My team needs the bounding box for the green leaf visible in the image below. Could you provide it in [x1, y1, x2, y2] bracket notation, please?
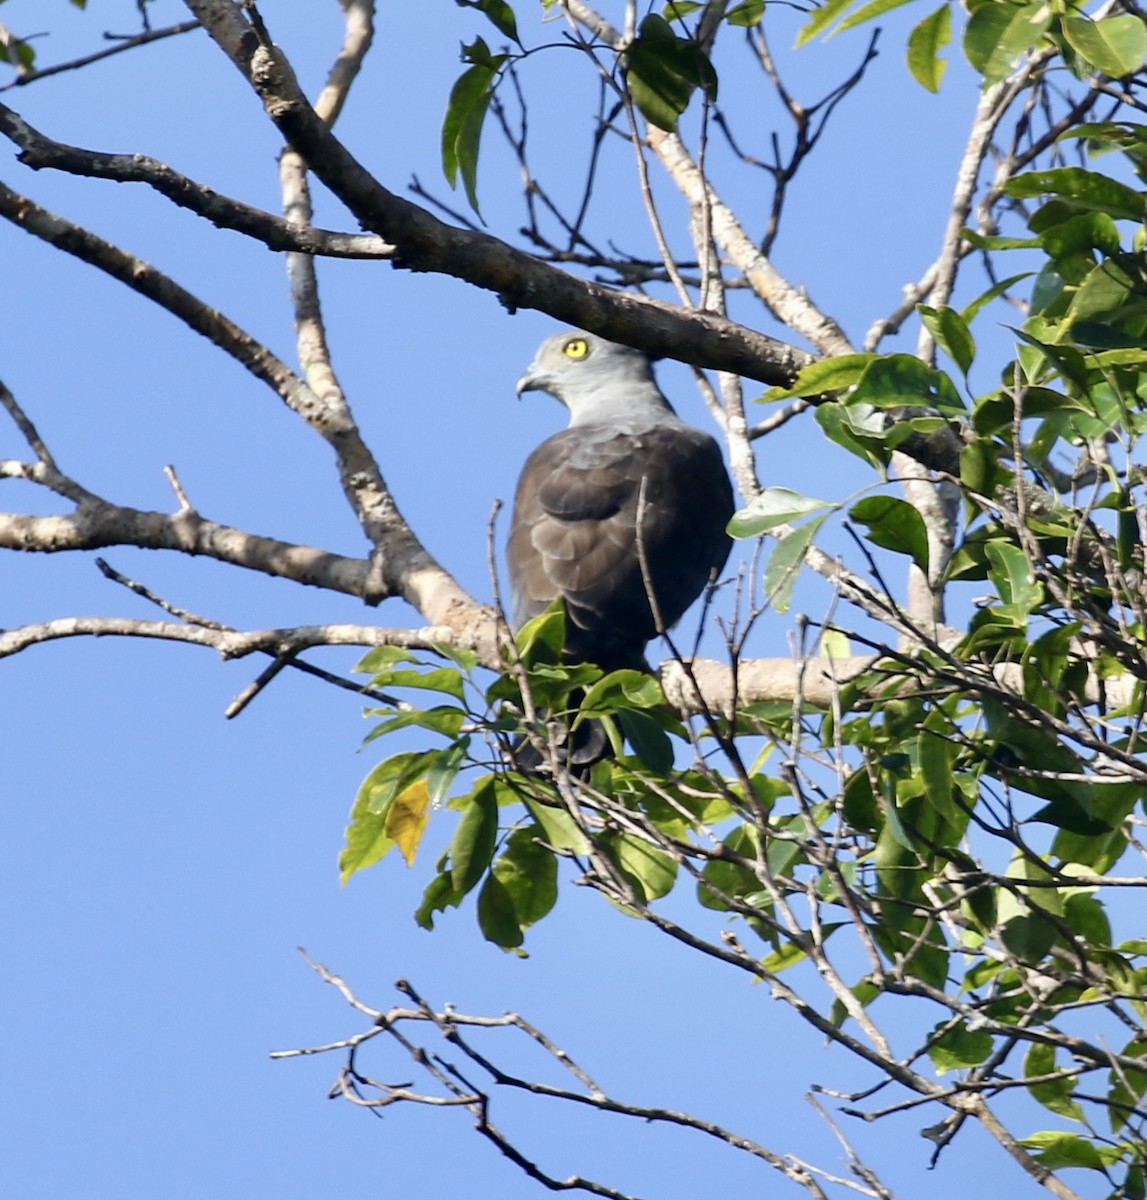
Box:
[1025, 1042, 1086, 1122]
[849, 495, 930, 573]
[960, 271, 1034, 325]
[1071, 321, 1145, 351]
[963, 1, 1053, 86]
[1004, 168, 1145, 221]
[618, 709, 675, 774]
[918, 710, 960, 825]
[441, 43, 505, 214]
[764, 515, 827, 612]
[698, 824, 763, 912]
[340, 802, 395, 884]
[821, 628, 851, 660]
[0, 32, 36, 69]
[850, 354, 964, 412]
[1122, 1164, 1147, 1200]
[728, 487, 832, 537]
[492, 825, 559, 927]
[837, 0, 916, 38]
[1022, 623, 1080, 715]
[725, 0, 766, 27]
[1061, 14, 1147, 80]
[362, 705, 466, 743]
[918, 304, 975, 375]
[796, 0, 855, 47]
[762, 940, 809, 972]
[415, 871, 464, 931]
[958, 436, 1007, 496]
[871, 916, 950, 988]
[1001, 912, 1057, 961]
[626, 14, 717, 133]
[961, 229, 1042, 252]
[1019, 1131, 1111, 1171]
[363, 665, 466, 702]
[971, 385, 1080, 438]
[522, 795, 591, 854]
[455, 0, 522, 46]
[698, 861, 757, 912]
[433, 642, 481, 672]
[449, 777, 499, 895]
[341, 751, 443, 882]
[627, 50, 693, 133]
[958, 865, 997, 933]
[874, 813, 921, 902]
[477, 872, 524, 948]
[356, 644, 419, 672]
[421, 746, 463, 814]
[610, 832, 677, 901]
[839, 763, 873, 830]
[906, 4, 951, 91]
[1065, 893, 1112, 952]
[1040, 210, 1122, 261]
[829, 978, 883, 1028]
[762, 353, 876, 400]
[815, 402, 891, 468]
[985, 540, 1041, 615]
[580, 669, 664, 714]
[513, 601, 567, 665]
[1065, 258, 1137, 327]
[1107, 1038, 1147, 1134]
[1012, 327, 1091, 393]
[929, 1022, 994, 1072]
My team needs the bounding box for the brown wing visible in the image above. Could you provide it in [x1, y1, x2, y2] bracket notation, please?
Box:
[508, 421, 733, 671]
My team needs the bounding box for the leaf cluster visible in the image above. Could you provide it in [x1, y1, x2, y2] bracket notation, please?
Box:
[365, 34, 1147, 1177]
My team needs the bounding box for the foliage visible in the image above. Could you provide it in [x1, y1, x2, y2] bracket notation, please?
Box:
[3, 0, 1147, 1195]
[342, 1, 1147, 1193]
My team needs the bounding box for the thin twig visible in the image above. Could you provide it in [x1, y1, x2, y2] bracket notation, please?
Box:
[0, 20, 201, 92]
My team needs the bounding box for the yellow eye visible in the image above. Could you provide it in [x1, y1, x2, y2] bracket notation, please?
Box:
[563, 337, 589, 360]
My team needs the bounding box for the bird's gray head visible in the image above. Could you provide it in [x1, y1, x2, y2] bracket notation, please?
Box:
[516, 330, 672, 424]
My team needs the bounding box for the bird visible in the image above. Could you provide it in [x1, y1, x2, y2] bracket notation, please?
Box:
[507, 329, 734, 676]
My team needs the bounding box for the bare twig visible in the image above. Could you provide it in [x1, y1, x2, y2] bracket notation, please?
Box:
[0, 19, 202, 92]
[0, 101, 393, 257]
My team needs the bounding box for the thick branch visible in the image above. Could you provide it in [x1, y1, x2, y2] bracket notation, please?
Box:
[661, 650, 1140, 721]
[0, 500, 369, 596]
[181, 0, 812, 387]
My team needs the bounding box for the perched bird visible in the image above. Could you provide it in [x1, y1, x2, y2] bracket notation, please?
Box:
[508, 330, 734, 674]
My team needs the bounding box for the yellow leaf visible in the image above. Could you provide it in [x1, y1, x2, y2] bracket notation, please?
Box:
[385, 779, 431, 867]
[821, 629, 851, 659]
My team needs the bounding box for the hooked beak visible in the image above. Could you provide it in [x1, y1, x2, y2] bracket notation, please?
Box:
[515, 361, 550, 397]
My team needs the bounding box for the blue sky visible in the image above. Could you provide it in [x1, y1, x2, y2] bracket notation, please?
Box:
[1, 3, 1089, 1197]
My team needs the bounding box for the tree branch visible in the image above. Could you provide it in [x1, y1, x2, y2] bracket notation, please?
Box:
[0, 616, 468, 663]
[0, 179, 486, 638]
[0, 100, 392, 258]
[0, 19, 202, 92]
[180, 0, 813, 387]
